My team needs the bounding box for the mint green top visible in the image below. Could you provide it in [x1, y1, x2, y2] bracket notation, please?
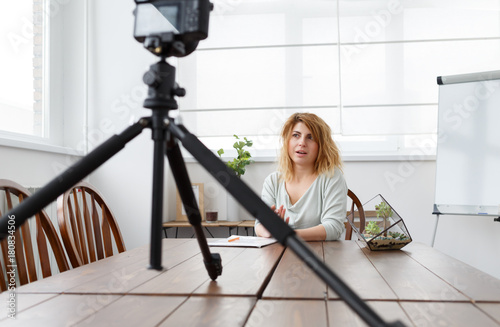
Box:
[256, 169, 347, 241]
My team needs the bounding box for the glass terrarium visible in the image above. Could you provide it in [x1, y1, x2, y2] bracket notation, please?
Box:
[347, 194, 412, 251]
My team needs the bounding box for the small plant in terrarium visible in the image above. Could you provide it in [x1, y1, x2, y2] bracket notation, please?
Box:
[364, 221, 381, 237]
[388, 231, 408, 240]
[375, 201, 392, 235]
[349, 195, 412, 251]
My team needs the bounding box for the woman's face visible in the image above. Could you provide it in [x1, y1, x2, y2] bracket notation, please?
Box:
[287, 122, 319, 168]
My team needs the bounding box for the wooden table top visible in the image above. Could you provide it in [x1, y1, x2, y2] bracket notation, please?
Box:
[2, 239, 500, 326]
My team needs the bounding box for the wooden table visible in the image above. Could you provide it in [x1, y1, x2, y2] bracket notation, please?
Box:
[2, 240, 500, 326]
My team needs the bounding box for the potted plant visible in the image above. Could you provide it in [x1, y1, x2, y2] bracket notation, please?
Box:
[217, 135, 254, 178]
[349, 194, 412, 251]
[217, 135, 254, 220]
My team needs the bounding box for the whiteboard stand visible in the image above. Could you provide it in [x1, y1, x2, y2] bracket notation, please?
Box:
[433, 70, 500, 246]
[432, 204, 500, 246]
[431, 205, 440, 247]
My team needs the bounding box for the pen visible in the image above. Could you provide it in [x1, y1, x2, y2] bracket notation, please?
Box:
[228, 236, 240, 242]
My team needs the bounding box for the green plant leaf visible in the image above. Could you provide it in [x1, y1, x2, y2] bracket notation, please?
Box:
[365, 221, 381, 236]
[234, 141, 246, 150]
[221, 135, 254, 177]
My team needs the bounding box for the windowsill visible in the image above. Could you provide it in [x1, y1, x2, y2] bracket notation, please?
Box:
[0, 137, 85, 157]
[342, 153, 436, 162]
[182, 153, 436, 163]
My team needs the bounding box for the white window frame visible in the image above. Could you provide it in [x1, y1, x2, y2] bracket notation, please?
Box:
[0, 0, 88, 157]
[177, 0, 500, 162]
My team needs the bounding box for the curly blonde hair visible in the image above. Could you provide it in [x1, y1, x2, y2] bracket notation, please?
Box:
[278, 112, 342, 181]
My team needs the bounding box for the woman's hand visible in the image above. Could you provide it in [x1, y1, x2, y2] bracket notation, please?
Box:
[255, 204, 290, 238]
[255, 223, 271, 238]
[271, 205, 290, 224]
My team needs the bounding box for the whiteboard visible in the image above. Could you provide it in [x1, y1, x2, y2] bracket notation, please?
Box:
[434, 71, 500, 216]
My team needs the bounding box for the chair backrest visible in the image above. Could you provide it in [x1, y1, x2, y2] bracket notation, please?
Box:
[57, 181, 126, 268]
[0, 179, 69, 292]
[345, 189, 366, 240]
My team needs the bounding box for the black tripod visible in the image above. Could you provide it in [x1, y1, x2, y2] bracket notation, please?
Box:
[0, 57, 405, 327]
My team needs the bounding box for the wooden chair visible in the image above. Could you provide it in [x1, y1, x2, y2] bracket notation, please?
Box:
[57, 181, 126, 268]
[345, 189, 366, 240]
[0, 179, 69, 292]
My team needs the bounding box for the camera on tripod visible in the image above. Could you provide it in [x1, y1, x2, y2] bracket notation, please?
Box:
[133, 0, 213, 57]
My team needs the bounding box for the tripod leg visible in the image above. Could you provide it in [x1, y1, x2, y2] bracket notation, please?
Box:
[0, 119, 149, 237]
[149, 110, 168, 270]
[168, 122, 294, 243]
[167, 121, 403, 327]
[165, 131, 222, 280]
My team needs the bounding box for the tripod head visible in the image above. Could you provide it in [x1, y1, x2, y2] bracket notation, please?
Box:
[142, 57, 185, 111]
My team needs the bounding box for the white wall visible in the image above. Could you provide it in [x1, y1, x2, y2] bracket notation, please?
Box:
[0, 146, 79, 187]
[3, 0, 498, 282]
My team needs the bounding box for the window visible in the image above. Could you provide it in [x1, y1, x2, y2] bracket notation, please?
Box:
[0, 1, 44, 137]
[175, 0, 500, 160]
[0, 0, 87, 155]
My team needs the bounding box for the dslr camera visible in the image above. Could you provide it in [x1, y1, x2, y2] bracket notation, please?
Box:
[134, 0, 213, 57]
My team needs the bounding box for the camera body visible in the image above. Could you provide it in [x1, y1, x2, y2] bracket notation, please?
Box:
[134, 0, 212, 57]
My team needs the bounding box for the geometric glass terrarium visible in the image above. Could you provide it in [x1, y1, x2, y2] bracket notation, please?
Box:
[347, 194, 412, 251]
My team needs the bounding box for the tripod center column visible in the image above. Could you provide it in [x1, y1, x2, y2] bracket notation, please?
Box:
[143, 58, 182, 271]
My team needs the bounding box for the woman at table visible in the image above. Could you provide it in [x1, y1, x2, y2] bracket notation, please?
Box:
[255, 112, 347, 241]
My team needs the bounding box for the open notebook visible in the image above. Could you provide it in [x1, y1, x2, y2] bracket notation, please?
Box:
[207, 235, 278, 248]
